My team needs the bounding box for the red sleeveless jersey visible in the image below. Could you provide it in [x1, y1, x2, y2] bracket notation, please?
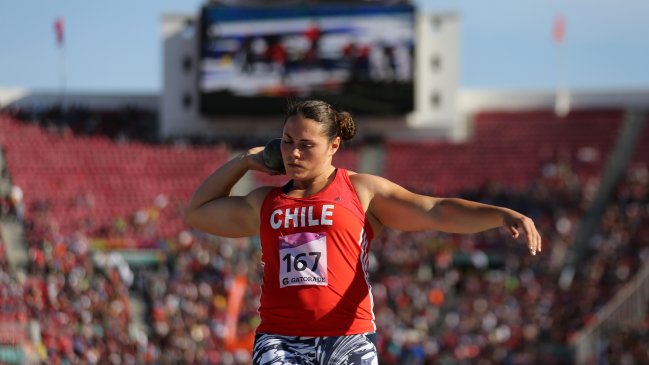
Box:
[257, 169, 375, 336]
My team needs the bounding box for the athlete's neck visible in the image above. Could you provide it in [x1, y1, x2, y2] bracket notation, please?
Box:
[289, 167, 337, 197]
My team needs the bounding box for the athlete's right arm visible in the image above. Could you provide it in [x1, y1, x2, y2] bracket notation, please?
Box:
[184, 147, 273, 237]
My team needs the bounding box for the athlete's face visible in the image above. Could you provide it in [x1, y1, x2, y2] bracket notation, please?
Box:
[281, 115, 340, 180]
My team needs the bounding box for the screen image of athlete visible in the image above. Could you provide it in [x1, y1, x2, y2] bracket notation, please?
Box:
[185, 100, 542, 365]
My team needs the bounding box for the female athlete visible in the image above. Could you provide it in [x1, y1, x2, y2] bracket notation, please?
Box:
[185, 100, 542, 365]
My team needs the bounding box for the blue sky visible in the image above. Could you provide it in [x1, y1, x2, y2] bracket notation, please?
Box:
[1, 0, 647, 92]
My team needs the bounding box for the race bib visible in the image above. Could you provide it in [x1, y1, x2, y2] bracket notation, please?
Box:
[279, 232, 328, 288]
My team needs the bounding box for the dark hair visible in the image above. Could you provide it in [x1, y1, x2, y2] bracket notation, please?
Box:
[285, 100, 356, 141]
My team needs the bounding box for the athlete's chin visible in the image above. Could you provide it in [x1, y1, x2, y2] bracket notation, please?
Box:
[285, 167, 310, 179]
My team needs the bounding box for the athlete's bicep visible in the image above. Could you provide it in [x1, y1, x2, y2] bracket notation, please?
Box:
[184, 187, 270, 237]
[364, 175, 441, 232]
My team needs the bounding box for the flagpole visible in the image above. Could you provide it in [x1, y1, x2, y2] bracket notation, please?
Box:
[55, 17, 66, 110]
[59, 39, 66, 110]
[553, 14, 570, 117]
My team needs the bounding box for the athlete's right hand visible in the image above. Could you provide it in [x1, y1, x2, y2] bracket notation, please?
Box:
[244, 146, 281, 175]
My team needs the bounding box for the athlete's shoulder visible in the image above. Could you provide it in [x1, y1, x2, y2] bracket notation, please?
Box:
[247, 185, 278, 208]
[349, 172, 409, 200]
[348, 171, 392, 187]
[347, 171, 388, 197]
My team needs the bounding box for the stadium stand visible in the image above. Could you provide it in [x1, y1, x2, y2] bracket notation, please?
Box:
[0, 113, 230, 242]
[385, 109, 625, 195]
[601, 302, 649, 364]
[0, 107, 647, 364]
[366, 158, 649, 364]
[630, 113, 649, 167]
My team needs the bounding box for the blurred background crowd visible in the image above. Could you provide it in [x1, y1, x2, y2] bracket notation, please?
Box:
[1, 105, 648, 364]
[2, 1, 649, 364]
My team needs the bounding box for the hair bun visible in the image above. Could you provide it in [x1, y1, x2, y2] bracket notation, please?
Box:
[337, 112, 356, 141]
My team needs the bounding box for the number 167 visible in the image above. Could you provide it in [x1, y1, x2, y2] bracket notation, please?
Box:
[282, 252, 321, 272]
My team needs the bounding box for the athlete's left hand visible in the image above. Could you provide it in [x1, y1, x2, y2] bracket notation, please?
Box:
[502, 212, 542, 255]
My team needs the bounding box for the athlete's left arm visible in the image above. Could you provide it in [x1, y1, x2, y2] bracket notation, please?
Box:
[355, 174, 542, 254]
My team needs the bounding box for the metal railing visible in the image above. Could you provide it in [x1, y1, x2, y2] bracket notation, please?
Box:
[572, 263, 649, 364]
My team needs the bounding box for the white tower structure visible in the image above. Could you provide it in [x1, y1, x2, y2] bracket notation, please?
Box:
[408, 12, 462, 139]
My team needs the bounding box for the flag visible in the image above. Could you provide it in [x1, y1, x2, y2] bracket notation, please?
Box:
[552, 14, 565, 44]
[223, 275, 247, 346]
[54, 17, 64, 47]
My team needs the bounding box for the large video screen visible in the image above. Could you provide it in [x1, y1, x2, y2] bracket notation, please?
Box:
[199, 3, 415, 116]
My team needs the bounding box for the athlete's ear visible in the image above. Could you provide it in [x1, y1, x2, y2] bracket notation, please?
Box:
[329, 136, 341, 156]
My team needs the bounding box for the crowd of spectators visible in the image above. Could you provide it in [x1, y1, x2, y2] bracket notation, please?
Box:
[0, 237, 32, 365]
[364, 158, 649, 364]
[11, 208, 144, 365]
[0, 185, 23, 221]
[116, 155, 647, 364]
[135, 231, 259, 365]
[1, 108, 648, 364]
[603, 305, 649, 365]
[0, 149, 20, 220]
